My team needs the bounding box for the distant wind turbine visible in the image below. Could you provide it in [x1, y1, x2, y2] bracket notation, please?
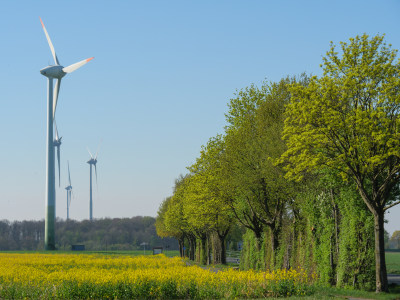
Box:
[65, 161, 73, 220]
[87, 147, 99, 221]
[39, 17, 94, 250]
[53, 120, 62, 187]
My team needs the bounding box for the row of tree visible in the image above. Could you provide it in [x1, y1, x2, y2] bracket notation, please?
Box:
[387, 231, 400, 249]
[156, 34, 400, 292]
[0, 217, 177, 251]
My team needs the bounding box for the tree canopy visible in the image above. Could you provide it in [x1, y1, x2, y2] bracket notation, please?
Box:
[156, 34, 400, 293]
[281, 34, 400, 292]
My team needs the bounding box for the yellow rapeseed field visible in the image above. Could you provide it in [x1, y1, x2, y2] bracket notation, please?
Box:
[0, 253, 314, 299]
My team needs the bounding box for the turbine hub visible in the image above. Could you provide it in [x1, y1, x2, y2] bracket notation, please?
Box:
[40, 65, 66, 79]
[87, 158, 97, 165]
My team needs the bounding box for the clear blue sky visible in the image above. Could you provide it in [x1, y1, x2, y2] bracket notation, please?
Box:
[1, 1, 399, 235]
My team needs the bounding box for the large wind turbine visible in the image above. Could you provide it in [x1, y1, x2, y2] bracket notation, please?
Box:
[65, 161, 73, 220]
[39, 17, 94, 250]
[87, 148, 99, 221]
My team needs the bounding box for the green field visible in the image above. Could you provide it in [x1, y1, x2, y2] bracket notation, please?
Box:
[386, 251, 400, 274]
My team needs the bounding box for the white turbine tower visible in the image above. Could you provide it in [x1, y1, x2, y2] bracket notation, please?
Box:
[65, 161, 73, 220]
[87, 148, 99, 221]
[39, 17, 94, 250]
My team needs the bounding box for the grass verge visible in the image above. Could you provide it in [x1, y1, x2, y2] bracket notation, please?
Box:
[386, 252, 400, 275]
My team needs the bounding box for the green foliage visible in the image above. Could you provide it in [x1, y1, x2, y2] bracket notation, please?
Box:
[223, 77, 307, 253]
[282, 34, 400, 184]
[158, 34, 400, 293]
[281, 33, 400, 292]
[163, 176, 190, 240]
[240, 229, 266, 270]
[238, 169, 375, 289]
[336, 188, 375, 290]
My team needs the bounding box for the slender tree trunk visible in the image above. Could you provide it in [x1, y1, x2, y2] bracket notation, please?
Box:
[374, 210, 388, 292]
[191, 235, 196, 260]
[188, 236, 193, 260]
[220, 236, 227, 264]
[216, 229, 229, 265]
[200, 236, 207, 265]
[356, 183, 390, 293]
[254, 229, 262, 251]
[178, 238, 184, 257]
[270, 224, 281, 268]
[207, 235, 212, 265]
[330, 188, 340, 284]
[187, 235, 196, 261]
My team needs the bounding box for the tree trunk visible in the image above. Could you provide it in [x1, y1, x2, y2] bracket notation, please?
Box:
[270, 224, 281, 268]
[254, 229, 262, 251]
[188, 235, 196, 261]
[217, 229, 229, 265]
[200, 236, 207, 265]
[220, 236, 227, 264]
[373, 211, 388, 292]
[207, 235, 212, 265]
[178, 238, 184, 257]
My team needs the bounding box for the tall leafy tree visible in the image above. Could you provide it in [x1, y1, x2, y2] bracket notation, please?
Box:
[155, 197, 174, 239]
[223, 78, 301, 258]
[281, 34, 400, 292]
[163, 175, 192, 257]
[187, 135, 233, 264]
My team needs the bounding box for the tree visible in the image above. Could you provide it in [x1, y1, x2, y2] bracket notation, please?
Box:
[390, 230, 400, 249]
[223, 77, 302, 263]
[281, 34, 400, 292]
[155, 197, 173, 238]
[163, 175, 193, 258]
[187, 135, 234, 264]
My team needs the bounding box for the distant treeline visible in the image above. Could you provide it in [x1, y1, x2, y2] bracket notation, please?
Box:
[0, 216, 178, 251]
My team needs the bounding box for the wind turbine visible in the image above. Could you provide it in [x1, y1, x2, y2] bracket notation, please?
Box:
[39, 17, 94, 250]
[53, 120, 62, 187]
[87, 147, 99, 221]
[65, 161, 73, 220]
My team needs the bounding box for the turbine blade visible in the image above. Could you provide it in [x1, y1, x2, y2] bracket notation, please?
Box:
[68, 160, 71, 186]
[54, 119, 59, 140]
[95, 139, 102, 160]
[53, 78, 62, 119]
[57, 145, 61, 187]
[63, 57, 94, 74]
[39, 17, 59, 65]
[87, 147, 93, 158]
[94, 163, 98, 186]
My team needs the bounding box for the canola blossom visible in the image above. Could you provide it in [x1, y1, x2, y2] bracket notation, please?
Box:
[0, 253, 314, 299]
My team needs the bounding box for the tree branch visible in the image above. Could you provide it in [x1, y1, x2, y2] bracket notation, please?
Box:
[384, 200, 400, 212]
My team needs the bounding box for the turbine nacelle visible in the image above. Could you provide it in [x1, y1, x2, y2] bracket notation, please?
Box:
[65, 185, 72, 191]
[53, 137, 62, 146]
[87, 158, 97, 165]
[40, 65, 66, 79]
